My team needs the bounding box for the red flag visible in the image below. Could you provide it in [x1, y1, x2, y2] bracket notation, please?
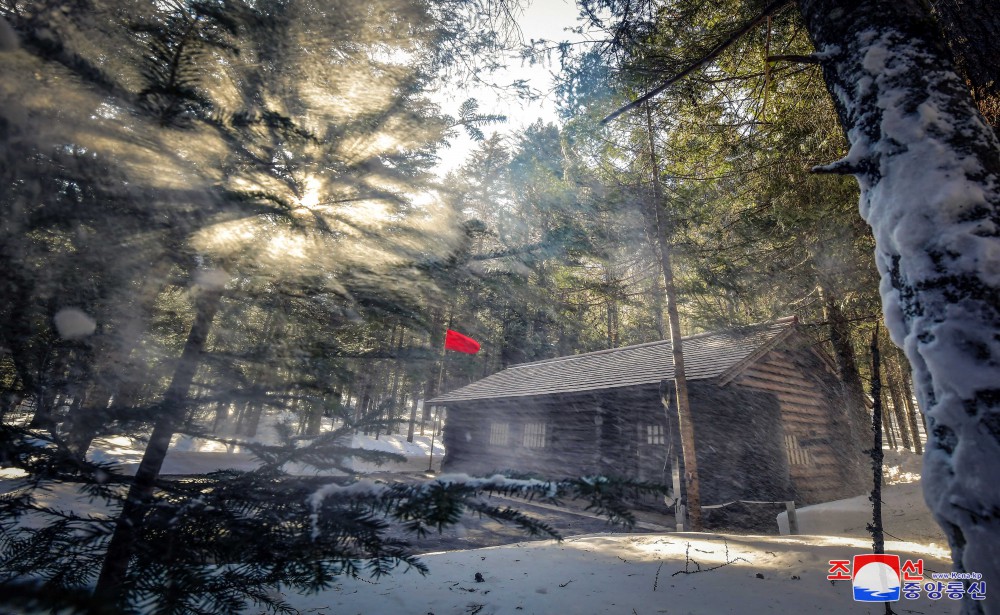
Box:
[445, 329, 480, 354]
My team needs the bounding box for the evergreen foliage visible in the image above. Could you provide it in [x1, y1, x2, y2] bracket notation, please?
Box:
[2, 0, 967, 610]
[0, 1, 665, 611]
[0, 417, 664, 613]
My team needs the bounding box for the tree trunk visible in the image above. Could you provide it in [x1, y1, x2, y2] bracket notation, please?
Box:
[211, 399, 230, 434]
[930, 0, 1000, 132]
[385, 328, 405, 435]
[819, 286, 869, 440]
[644, 103, 702, 531]
[351, 369, 368, 427]
[868, 330, 888, 560]
[605, 265, 619, 347]
[818, 282, 871, 490]
[651, 273, 666, 340]
[892, 348, 924, 454]
[304, 395, 324, 436]
[27, 346, 60, 431]
[94, 285, 222, 605]
[243, 400, 264, 437]
[406, 382, 420, 443]
[881, 386, 897, 449]
[65, 257, 175, 453]
[884, 352, 913, 450]
[799, 1, 1000, 607]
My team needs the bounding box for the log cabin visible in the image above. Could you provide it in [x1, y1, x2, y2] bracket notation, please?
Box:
[428, 316, 865, 510]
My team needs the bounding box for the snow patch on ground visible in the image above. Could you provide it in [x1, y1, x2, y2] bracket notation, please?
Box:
[343, 432, 444, 473]
[776, 448, 947, 547]
[275, 532, 956, 615]
[87, 432, 442, 475]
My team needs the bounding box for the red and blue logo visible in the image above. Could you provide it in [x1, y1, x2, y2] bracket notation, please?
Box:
[853, 554, 901, 602]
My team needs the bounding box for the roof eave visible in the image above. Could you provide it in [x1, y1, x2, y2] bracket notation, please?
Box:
[715, 317, 798, 386]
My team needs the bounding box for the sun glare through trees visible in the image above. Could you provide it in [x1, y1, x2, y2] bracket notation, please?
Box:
[1, 0, 998, 614]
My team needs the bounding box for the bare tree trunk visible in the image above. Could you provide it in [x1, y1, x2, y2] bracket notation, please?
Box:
[385, 329, 405, 435]
[422, 307, 447, 424]
[604, 265, 619, 347]
[65, 258, 174, 454]
[423, 309, 450, 430]
[351, 369, 368, 428]
[243, 400, 264, 437]
[651, 273, 666, 340]
[868, 329, 889, 575]
[370, 326, 395, 438]
[819, 286, 870, 444]
[892, 349, 924, 454]
[27, 348, 59, 431]
[339, 381, 352, 416]
[211, 399, 230, 434]
[881, 387, 897, 450]
[94, 284, 222, 605]
[406, 382, 420, 443]
[303, 394, 324, 436]
[884, 352, 913, 450]
[818, 283, 870, 491]
[799, 0, 1000, 605]
[930, 0, 1000, 131]
[644, 103, 701, 530]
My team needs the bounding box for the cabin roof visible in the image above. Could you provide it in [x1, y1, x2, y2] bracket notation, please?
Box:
[428, 316, 798, 404]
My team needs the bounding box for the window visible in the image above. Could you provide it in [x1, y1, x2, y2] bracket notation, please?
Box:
[644, 424, 665, 445]
[489, 422, 509, 446]
[522, 422, 546, 448]
[784, 434, 812, 466]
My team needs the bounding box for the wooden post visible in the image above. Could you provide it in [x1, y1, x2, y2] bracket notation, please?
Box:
[661, 381, 686, 531]
[785, 501, 799, 535]
[672, 453, 686, 531]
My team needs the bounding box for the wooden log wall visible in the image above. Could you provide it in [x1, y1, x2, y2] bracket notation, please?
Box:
[735, 346, 857, 504]
[597, 386, 667, 482]
[442, 380, 794, 509]
[441, 393, 605, 478]
[440, 339, 858, 508]
[686, 380, 791, 506]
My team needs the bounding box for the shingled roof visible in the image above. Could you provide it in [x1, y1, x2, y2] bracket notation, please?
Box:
[428, 316, 798, 404]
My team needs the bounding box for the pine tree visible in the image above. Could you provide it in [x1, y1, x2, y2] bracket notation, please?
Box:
[574, 0, 1000, 608]
[0, 1, 673, 611]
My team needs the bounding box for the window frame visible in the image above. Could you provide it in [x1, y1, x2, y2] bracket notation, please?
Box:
[489, 421, 510, 446]
[522, 422, 547, 449]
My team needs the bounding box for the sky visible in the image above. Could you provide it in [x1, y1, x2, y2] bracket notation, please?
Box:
[430, 0, 588, 175]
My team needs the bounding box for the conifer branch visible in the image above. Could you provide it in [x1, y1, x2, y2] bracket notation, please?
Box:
[601, 0, 794, 124]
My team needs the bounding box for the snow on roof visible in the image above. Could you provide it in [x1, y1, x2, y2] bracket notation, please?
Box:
[428, 316, 798, 403]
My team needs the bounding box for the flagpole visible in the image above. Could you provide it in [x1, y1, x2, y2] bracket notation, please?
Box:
[427, 326, 479, 474]
[427, 350, 450, 474]
[427, 405, 442, 473]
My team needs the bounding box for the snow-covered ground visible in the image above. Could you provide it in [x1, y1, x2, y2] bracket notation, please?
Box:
[777, 448, 948, 547]
[275, 532, 955, 614]
[86, 430, 444, 475]
[5, 434, 958, 614]
[267, 447, 958, 614]
[342, 432, 444, 473]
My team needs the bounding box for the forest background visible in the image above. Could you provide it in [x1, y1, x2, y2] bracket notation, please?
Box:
[2, 0, 994, 612]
